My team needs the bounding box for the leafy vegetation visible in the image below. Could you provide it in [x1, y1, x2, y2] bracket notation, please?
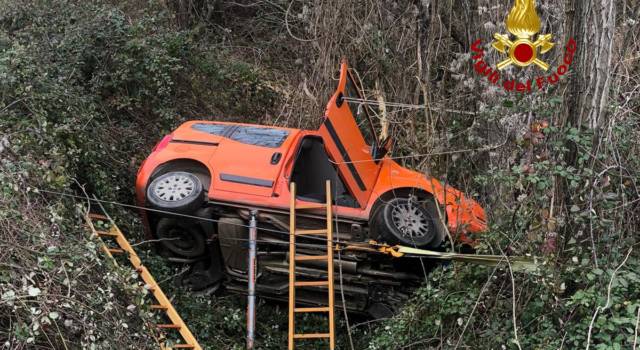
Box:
[1, 0, 638, 349]
[361, 111, 640, 349]
[0, 1, 278, 348]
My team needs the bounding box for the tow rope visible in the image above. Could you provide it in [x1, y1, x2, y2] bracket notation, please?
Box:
[340, 241, 539, 273]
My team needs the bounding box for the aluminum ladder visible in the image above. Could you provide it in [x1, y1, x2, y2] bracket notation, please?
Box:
[85, 209, 202, 350]
[288, 180, 335, 350]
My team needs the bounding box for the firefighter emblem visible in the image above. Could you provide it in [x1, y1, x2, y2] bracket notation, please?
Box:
[492, 0, 554, 70]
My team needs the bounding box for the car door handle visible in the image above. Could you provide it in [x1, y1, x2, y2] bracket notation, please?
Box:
[270, 152, 282, 165]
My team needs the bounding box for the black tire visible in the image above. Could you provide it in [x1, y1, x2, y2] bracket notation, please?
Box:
[370, 195, 445, 248]
[178, 260, 223, 292]
[146, 171, 204, 213]
[156, 218, 206, 258]
[366, 303, 396, 319]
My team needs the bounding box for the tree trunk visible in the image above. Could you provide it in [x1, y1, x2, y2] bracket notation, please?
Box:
[564, 0, 616, 130]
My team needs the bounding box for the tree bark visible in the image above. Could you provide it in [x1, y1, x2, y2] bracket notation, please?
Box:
[565, 0, 616, 130]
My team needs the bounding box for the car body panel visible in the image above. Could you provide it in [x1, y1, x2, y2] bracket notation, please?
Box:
[318, 62, 381, 208]
[204, 123, 299, 198]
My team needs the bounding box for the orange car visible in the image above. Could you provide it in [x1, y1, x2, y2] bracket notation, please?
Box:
[136, 61, 487, 314]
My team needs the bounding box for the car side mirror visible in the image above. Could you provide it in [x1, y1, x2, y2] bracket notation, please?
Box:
[373, 136, 393, 161]
[382, 136, 393, 152]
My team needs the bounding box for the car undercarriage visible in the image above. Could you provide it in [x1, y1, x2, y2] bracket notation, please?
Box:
[152, 204, 433, 318]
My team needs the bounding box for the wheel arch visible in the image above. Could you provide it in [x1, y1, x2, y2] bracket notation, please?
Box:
[369, 187, 436, 219]
[150, 159, 212, 193]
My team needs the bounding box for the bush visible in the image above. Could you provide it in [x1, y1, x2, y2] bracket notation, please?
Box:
[0, 1, 280, 347]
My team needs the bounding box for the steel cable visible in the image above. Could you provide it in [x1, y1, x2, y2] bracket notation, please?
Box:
[32, 188, 385, 249]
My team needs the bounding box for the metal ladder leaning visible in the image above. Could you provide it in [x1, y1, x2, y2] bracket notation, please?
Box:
[85, 210, 202, 350]
[288, 180, 335, 350]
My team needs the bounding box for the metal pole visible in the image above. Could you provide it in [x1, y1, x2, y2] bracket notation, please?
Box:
[247, 210, 258, 350]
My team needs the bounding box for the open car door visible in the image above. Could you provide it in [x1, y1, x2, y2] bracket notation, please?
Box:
[318, 61, 381, 208]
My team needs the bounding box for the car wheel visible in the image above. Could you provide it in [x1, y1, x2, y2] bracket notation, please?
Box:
[156, 218, 206, 258]
[147, 171, 204, 213]
[370, 195, 445, 248]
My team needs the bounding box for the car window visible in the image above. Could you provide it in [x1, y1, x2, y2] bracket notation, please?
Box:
[344, 73, 378, 148]
[192, 123, 229, 136]
[229, 126, 289, 148]
[192, 123, 289, 148]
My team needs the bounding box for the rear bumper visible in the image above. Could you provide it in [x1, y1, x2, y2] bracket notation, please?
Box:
[135, 161, 154, 239]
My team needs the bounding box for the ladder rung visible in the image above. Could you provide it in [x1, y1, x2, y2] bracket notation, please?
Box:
[294, 306, 330, 313]
[172, 345, 195, 349]
[88, 213, 109, 221]
[96, 230, 119, 237]
[157, 324, 181, 329]
[151, 304, 168, 310]
[295, 229, 327, 235]
[294, 280, 328, 287]
[295, 203, 327, 210]
[108, 248, 125, 254]
[293, 333, 331, 339]
[295, 254, 329, 261]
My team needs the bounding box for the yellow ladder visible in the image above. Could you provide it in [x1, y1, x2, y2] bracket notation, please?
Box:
[288, 180, 335, 350]
[85, 211, 202, 350]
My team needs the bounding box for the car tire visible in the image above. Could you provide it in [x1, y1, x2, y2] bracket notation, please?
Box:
[366, 303, 396, 319]
[156, 218, 206, 258]
[146, 171, 204, 213]
[370, 195, 445, 248]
